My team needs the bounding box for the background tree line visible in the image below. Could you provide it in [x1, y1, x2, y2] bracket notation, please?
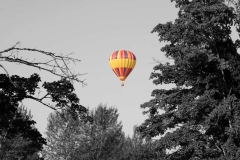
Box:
[42, 104, 159, 160]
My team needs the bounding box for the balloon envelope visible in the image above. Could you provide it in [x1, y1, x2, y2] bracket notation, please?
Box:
[109, 50, 136, 86]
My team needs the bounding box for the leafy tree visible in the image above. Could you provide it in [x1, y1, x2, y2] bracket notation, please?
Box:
[42, 109, 86, 160]
[0, 104, 45, 160]
[0, 72, 90, 121]
[43, 103, 124, 160]
[119, 126, 160, 160]
[137, 0, 240, 159]
[0, 73, 90, 159]
[0, 37, 88, 159]
[86, 104, 124, 160]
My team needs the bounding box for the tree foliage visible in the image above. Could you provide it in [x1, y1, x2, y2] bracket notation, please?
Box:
[137, 0, 240, 159]
[84, 104, 124, 160]
[0, 104, 45, 160]
[43, 103, 124, 160]
[0, 73, 90, 120]
[42, 109, 83, 160]
[0, 72, 90, 159]
[119, 126, 160, 160]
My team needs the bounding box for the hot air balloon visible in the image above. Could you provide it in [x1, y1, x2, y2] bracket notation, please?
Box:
[109, 50, 136, 86]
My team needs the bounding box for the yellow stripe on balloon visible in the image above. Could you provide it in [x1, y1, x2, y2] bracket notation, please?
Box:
[109, 59, 136, 68]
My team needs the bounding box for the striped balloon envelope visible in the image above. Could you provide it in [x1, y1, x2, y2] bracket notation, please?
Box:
[109, 50, 136, 86]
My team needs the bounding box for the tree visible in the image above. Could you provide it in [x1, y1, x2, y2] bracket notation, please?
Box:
[0, 72, 90, 119]
[0, 73, 90, 159]
[0, 42, 88, 118]
[137, 0, 240, 159]
[0, 104, 45, 160]
[42, 108, 87, 160]
[86, 104, 124, 160]
[43, 103, 124, 160]
[119, 126, 160, 160]
[0, 39, 88, 158]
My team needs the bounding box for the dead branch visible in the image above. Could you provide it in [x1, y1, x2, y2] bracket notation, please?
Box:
[0, 42, 87, 86]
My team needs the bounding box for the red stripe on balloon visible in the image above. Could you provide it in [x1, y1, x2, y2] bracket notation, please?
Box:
[113, 51, 118, 59]
[124, 50, 128, 58]
[125, 68, 132, 78]
[121, 50, 125, 59]
[120, 67, 125, 77]
[112, 69, 118, 77]
[123, 67, 126, 76]
[113, 68, 120, 77]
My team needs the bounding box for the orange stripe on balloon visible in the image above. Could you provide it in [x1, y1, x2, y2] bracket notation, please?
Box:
[117, 50, 121, 59]
[129, 51, 133, 60]
[119, 50, 122, 59]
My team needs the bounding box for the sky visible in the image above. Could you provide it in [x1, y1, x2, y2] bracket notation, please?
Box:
[0, 0, 238, 138]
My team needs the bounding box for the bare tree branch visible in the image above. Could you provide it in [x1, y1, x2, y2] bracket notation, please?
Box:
[25, 93, 88, 122]
[25, 95, 57, 111]
[0, 42, 87, 86]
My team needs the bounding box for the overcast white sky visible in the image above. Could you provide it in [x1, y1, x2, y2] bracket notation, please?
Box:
[0, 0, 238, 137]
